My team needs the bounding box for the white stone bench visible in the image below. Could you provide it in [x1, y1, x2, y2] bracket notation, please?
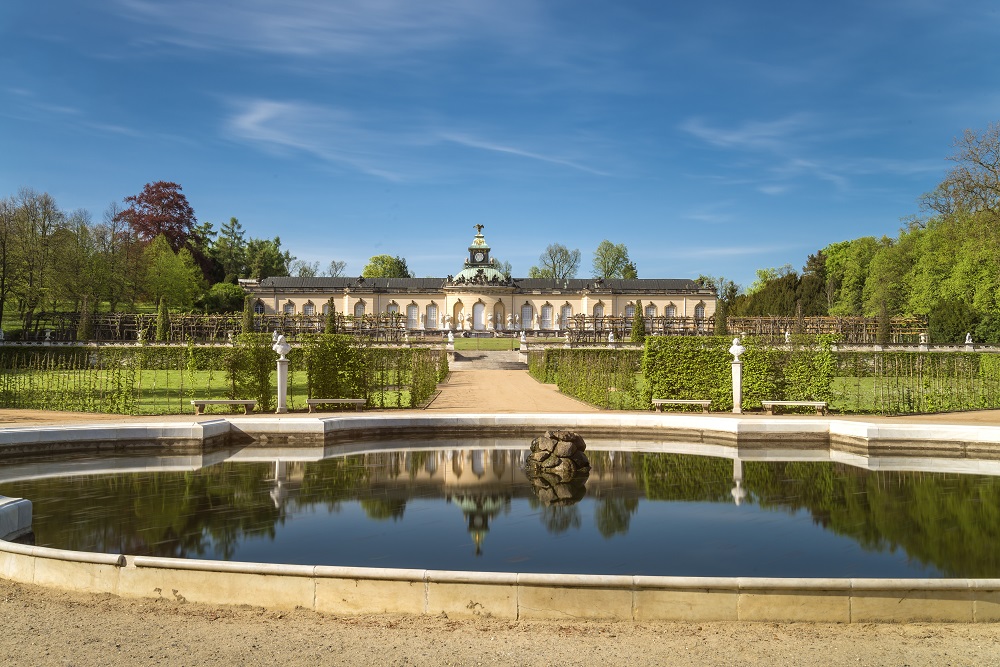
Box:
[761, 400, 827, 416]
[306, 398, 366, 413]
[652, 399, 711, 413]
[190, 399, 256, 415]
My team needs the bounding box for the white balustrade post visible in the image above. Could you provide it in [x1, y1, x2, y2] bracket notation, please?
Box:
[729, 337, 744, 414]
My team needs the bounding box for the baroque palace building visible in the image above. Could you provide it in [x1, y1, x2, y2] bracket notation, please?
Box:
[245, 227, 717, 335]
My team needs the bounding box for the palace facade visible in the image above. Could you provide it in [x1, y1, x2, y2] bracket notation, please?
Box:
[245, 229, 717, 334]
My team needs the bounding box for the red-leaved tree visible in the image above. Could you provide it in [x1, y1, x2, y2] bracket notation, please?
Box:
[116, 181, 197, 252]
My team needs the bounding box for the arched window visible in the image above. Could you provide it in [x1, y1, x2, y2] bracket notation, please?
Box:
[521, 304, 533, 327]
[645, 304, 656, 319]
[322, 302, 331, 315]
[665, 304, 676, 318]
[303, 302, 315, 316]
[426, 303, 438, 329]
[387, 302, 399, 315]
[560, 305, 573, 329]
[625, 303, 635, 319]
[541, 304, 553, 329]
[406, 304, 419, 329]
[282, 301, 295, 315]
[254, 300, 266, 315]
[695, 303, 706, 320]
[593, 303, 604, 318]
[354, 301, 365, 317]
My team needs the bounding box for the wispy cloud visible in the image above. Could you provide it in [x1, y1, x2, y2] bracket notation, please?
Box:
[225, 98, 609, 181]
[227, 99, 405, 180]
[680, 114, 815, 153]
[115, 0, 537, 58]
[439, 132, 612, 177]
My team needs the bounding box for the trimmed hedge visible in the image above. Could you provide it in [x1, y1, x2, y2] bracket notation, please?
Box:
[0, 338, 447, 415]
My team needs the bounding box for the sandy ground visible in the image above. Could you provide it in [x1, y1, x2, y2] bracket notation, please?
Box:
[4, 370, 1000, 666]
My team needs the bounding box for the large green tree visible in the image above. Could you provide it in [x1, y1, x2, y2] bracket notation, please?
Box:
[362, 254, 411, 278]
[245, 236, 293, 280]
[592, 240, 637, 279]
[143, 235, 204, 310]
[214, 217, 248, 283]
[529, 243, 580, 280]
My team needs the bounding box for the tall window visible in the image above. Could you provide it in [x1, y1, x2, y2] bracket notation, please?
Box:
[407, 304, 419, 329]
[695, 303, 705, 320]
[560, 305, 572, 329]
[541, 305, 553, 329]
[354, 302, 365, 317]
[303, 302, 315, 316]
[387, 303, 399, 315]
[426, 304, 438, 328]
[593, 304, 604, 318]
[283, 302, 295, 315]
[645, 304, 656, 319]
[254, 300, 266, 315]
[322, 302, 331, 315]
[521, 304, 533, 328]
[665, 304, 676, 318]
[625, 303, 635, 318]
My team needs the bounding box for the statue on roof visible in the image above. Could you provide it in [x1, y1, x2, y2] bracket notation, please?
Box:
[474, 224, 484, 234]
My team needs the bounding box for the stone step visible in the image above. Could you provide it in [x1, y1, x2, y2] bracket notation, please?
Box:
[451, 350, 527, 370]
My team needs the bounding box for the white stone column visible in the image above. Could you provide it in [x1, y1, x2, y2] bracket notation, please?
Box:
[729, 338, 744, 414]
[276, 357, 288, 414]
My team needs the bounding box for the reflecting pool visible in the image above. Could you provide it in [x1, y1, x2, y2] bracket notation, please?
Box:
[3, 439, 1000, 578]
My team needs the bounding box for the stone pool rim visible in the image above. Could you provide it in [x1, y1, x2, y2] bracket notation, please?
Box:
[3, 412, 1000, 623]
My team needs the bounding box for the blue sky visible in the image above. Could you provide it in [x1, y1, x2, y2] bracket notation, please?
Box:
[2, 1, 998, 288]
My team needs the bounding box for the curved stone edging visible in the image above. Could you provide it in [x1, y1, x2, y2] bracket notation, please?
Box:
[2, 541, 1000, 622]
[3, 413, 1000, 622]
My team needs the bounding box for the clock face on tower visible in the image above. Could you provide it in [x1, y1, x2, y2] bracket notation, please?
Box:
[474, 251, 485, 262]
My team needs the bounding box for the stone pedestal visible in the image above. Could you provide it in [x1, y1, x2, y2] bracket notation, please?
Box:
[276, 358, 288, 414]
[731, 361, 742, 414]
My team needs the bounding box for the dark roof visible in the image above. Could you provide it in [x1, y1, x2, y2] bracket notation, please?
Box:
[257, 276, 709, 293]
[258, 277, 446, 290]
[514, 278, 705, 291]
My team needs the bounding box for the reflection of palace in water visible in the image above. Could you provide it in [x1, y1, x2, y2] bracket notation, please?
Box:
[268, 448, 643, 555]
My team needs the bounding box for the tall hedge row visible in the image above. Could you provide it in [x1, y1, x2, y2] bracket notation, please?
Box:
[532, 335, 1000, 415]
[528, 348, 645, 409]
[0, 337, 447, 415]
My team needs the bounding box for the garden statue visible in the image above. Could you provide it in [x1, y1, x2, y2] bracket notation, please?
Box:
[506, 314, 514, 328]
[607, 331, 615, 344]
[784, 330, 791, 344]
[447, 331, 455, 344]
[0, 329, 5, 341]
[271, 333, 291, 360]
[729, 337, 745, 362]
[966, 332, 973, 345]
[520, 331, 527, 345]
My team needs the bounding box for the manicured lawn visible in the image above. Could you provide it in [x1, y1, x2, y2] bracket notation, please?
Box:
[453, 337, 520, 351]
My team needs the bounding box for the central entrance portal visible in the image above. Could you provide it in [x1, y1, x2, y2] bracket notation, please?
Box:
[473, 302, 486, 331]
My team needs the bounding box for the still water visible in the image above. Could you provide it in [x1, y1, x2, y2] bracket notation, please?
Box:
[2, 440, 998, 578]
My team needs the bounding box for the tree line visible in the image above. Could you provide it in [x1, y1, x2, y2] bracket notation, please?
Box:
[0, 179, 642, 337]
[0, 181, 316, 334]
[701, 122, 1000, 344]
